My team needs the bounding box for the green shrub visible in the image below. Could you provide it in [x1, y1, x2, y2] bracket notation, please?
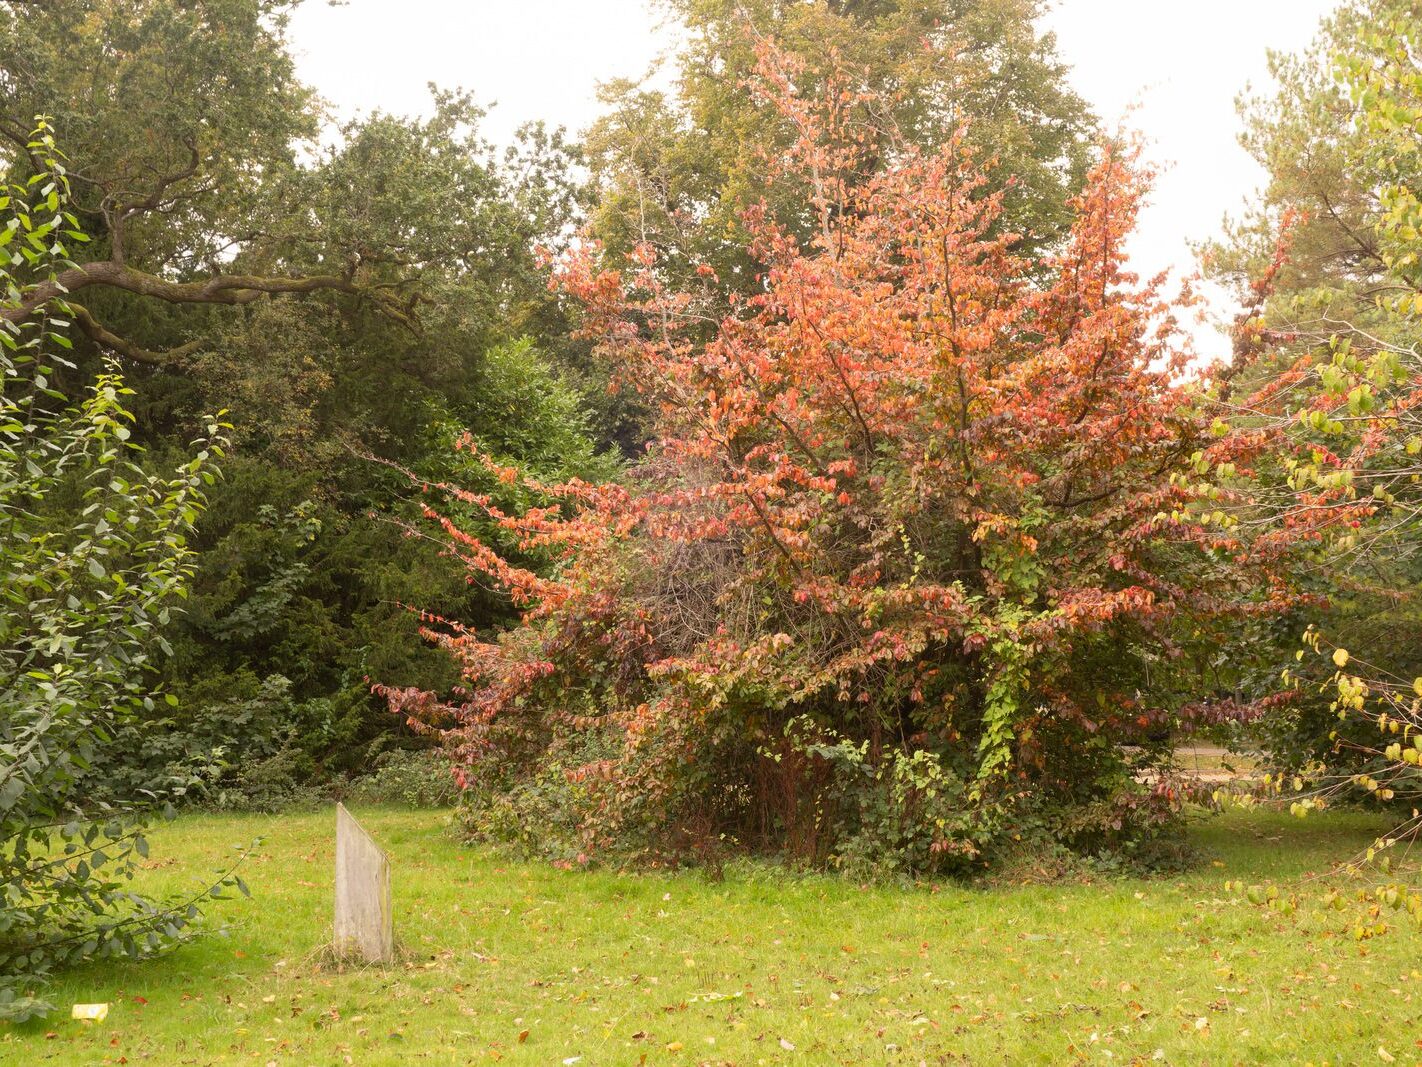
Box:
[456, 733, 622, 864]
[783, 719, 990, 880]
[101, 671, 367, 811]
[346, 749, 458, 809]
[0, 127, 246, 1021]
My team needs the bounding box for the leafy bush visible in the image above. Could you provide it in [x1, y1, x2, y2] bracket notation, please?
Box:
[100, 670, 361, 811]
[346, 749, 458, 809]
[0, 127, 244, 1020]
[457, 733, 620, 864]
[779, 719, 987, 880]
[210, 750, 330, 815]
[388, 44, 1282, 875]
[1204, 4, 1422, 848]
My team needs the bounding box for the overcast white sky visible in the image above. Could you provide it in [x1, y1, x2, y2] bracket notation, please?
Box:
[288, 0, 1343, 357]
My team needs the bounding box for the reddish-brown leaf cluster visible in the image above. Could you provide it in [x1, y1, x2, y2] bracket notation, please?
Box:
[382, 41, 1293, 864]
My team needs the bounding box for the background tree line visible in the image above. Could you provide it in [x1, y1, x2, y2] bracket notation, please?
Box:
[0, 0, 1096, 809]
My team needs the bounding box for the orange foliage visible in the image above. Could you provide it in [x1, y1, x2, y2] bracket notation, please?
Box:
[381, 41, 1293, 866]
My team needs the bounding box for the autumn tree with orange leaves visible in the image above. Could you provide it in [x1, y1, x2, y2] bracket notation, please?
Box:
[383, 42, 1293, 873]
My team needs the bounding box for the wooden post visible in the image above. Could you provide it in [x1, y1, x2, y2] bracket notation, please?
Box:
[334, 803, 394, 963]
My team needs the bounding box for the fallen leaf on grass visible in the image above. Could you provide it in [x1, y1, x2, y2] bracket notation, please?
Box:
[780, 1037, 796, 1050]
[688, 991, 743, 1004]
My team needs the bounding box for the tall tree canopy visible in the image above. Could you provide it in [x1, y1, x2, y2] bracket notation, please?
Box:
[584, 0, 1095, 292]
[1211, 1, 1398, 315]
[0, 0, 611, 795]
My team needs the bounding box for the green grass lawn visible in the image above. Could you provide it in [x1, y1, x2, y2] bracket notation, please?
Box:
[3, 807, 1420, 1065]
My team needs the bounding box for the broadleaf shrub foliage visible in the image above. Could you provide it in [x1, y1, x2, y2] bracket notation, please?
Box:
[0, 124, 244, 1020]
[387, 43, 1291, 873]
[1201, 4, 1422, 888]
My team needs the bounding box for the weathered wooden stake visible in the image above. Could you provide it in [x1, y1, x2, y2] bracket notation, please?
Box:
[334, 802, 394, 963]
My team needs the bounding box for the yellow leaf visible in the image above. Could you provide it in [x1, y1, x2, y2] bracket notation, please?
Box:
[1334, 648, 1351, 668]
